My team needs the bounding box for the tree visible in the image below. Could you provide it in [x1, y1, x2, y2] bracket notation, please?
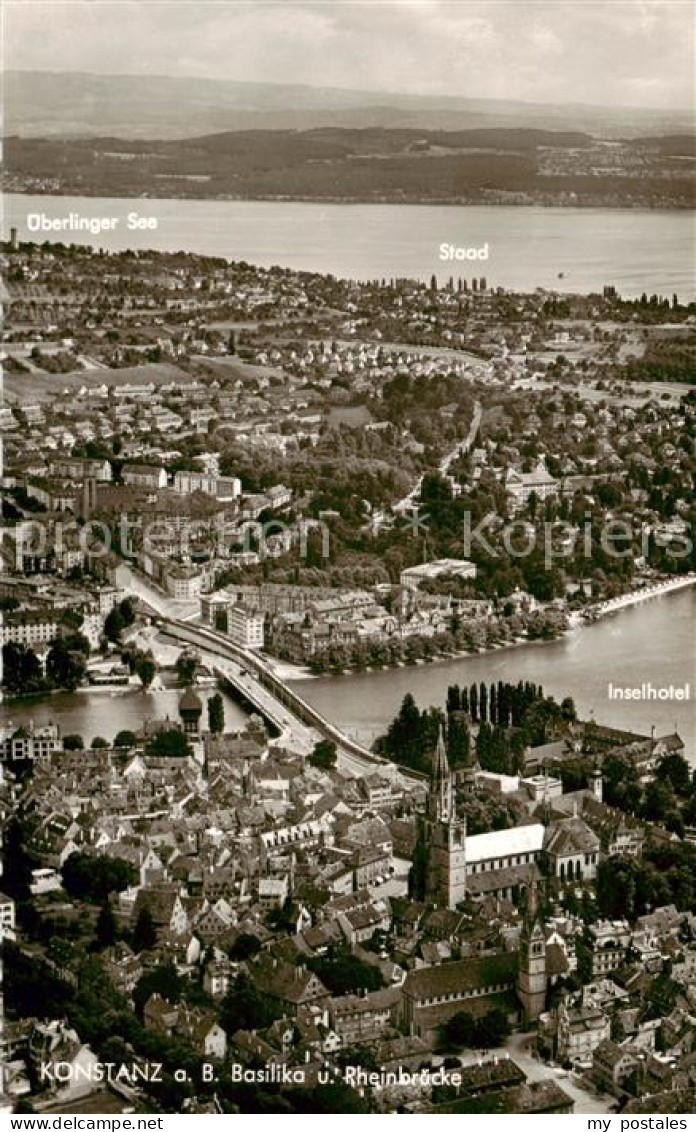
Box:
[46, 642, 86, 691]
[447, 712, 470, 767]
[2, 642, 45, 694]
[104, 607, 125, 643]
[133, 963, 182, 1016]
[603, 751, 642, 813]
[4, 943, 73, 1020]
[92, 736, 109, 749]
[14, 1099, 36, 1114]
[479, 682, 488, 724]
[307, 951, 383, 996]
[61, 853, 137, 902]
[228, 933, 262, 961]
[309, 739, 337, 770]
[207, 692, 225, 735]
[446, 685, 461, 714]
[440, 1010, 477, 1049]
[119, 597, 137, 627]
[335, 1045, 379, 1072]
[654, 752, 691, 797]
[561, 696, 577, 722]
[220, 973, 283, 1033]
[95, 902, 118, 949]
[469, 683, 479, 723]
[134, 654, 156, 689]
[642, 779, 675, 823]
[596, 857, 639, 920]
[144, 729, 191, 759]
[476, 1008, 511, 1047]
[377, 693, 433, 774]
[113, 730, 137, 749]
[2, 818, 37, 902]
[63, 734, 84, 750]
[132, 906, 158, 953]
[610, 1014, 626, 1043]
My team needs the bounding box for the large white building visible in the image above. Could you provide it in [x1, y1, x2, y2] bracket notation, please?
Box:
[122, 464, 168, 490]
[400, 558, 477, 591]
[51, 456, 112, 482]
[506, 461, 558, 512]
[173, 470, 241, 501]
[227, 604, 265, 650]
[465, 823, 545, 878]
[2, 611, 59, 647]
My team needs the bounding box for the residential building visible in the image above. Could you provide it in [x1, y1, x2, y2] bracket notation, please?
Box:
[1, 724, 63, 763]
[122, 464, 168, 489]
[227, 604, 265, 650]
[586, 920, 631, 977]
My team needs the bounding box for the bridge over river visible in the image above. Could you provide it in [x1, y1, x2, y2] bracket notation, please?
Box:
[159, 618, 423, 783]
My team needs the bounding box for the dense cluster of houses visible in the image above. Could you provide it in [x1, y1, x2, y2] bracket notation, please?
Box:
[1, 691, 693, 1112]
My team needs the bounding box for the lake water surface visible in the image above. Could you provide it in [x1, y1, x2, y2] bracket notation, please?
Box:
[5, 194, 694, 300]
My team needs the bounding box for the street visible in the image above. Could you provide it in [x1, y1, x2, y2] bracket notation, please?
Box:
[434, 1031, 615, 1114]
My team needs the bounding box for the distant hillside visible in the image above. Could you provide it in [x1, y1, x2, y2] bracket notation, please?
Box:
[625, 134, 696, 157]
[4, 126, 693, 209]
[4, 70, 694, 140]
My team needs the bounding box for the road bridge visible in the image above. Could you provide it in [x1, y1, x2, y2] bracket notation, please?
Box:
[159, 618, 423, 783]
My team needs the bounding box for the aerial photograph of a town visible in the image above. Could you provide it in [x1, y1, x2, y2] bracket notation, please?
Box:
[0, 0, 694, 1122]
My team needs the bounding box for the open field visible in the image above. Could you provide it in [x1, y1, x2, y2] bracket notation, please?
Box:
[2, 360, 198, 402]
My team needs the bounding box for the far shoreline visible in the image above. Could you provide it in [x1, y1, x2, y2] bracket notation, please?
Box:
[279, 574, 696, 684]
[4, 189, 694, 216]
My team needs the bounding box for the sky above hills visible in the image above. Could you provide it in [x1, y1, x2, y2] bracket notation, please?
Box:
[4, 0, 694, 112]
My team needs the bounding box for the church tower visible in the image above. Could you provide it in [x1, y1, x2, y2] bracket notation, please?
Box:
[517, 884, 547, 1023]
[591, 761, 603, 804]
[179, 687, 203, 737]
[420, 725, 467, 909]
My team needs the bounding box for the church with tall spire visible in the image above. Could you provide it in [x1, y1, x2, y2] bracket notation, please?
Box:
[417, 724, 468, 909]
[517, 882, 548, 1023]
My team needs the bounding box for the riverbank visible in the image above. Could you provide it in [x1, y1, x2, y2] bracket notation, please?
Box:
[579, 574, 695, 623]
[268, 578, 695, 684]
[291, 587, 695, 755]
[3, 587, 693, 753]
[266, 630, 560, 682]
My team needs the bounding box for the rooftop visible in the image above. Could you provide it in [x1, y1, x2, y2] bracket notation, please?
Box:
[466, 823, 545, 865]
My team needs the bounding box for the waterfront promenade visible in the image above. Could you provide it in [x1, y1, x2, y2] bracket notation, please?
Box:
[580, 574, 695, 623]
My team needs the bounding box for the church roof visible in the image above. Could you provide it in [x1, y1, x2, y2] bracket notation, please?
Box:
[466, 862, 540, 896]
[543, 817, 600, 856]
[403, 952, 517, 1002]
[466, 823, 545, 865]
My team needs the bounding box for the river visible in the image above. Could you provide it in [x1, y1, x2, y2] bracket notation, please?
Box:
[0, 685, 248, 748]
[291, 586, 695, 756]
[2, 588, 693, 758]
[4, 194, 695, 300]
